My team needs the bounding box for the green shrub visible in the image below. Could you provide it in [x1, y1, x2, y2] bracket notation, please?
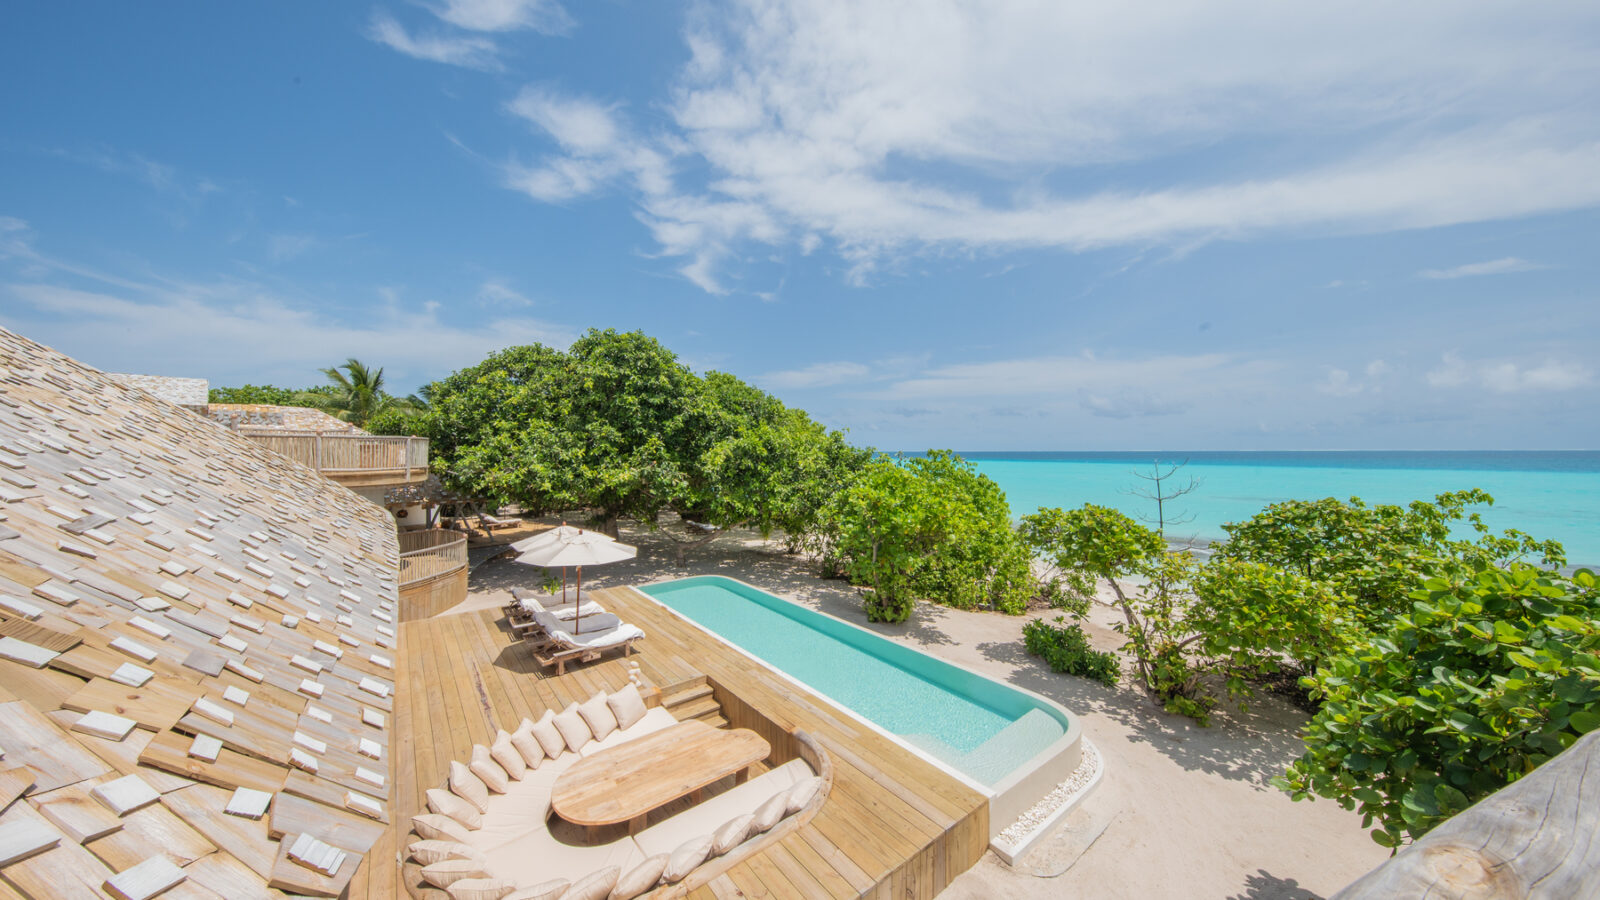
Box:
[1024, 616, 1121, 686]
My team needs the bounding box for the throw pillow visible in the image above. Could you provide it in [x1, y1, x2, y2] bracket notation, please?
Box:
[408, 839, 478, 866]
[530, 709, 566, 759]
[445, 878, 517, 900]
[511, 719, 545, 769]
[606, 683, 648, 730]
[412, 813, 474, 844]
[491, 730, 526, 780]
[551, 702, 593, 753]
[786, 776, 823, 815]
[470, 744, 510, 794]
[609, 854, 668, 900]
[449, 760, 489, 813]
[426, 788, 483, 830]
[565, 865, 621, 900]
[577, 692, 618, 742]
[752, 790, 788, 833]
[420, 858, 488, 889]
[711, 813, 754, 856]
[504, 880, 570, 900]
[662, 834, 713, 883]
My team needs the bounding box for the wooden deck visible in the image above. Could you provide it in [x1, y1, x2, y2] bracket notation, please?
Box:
[355, 585, 990, 900]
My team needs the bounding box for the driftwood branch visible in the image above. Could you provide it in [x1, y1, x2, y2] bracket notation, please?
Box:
[1334, 729, 1600, 899]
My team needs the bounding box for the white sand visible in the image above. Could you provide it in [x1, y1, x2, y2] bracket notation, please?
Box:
[468, 523, 1390, 899]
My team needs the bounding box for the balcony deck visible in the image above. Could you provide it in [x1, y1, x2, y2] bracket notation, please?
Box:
[355, 584, 990, 899]
[237, 430, 429, 489]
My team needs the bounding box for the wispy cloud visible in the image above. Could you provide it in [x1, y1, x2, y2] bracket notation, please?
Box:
[366, 11, 502, 70]
[1426, 352, 1591, 393]
[476, 279, 532, 307]
[267, 233, 320, 261]
[759, 361, 870, 389]
[484, 0, 1600, 293]
[1418, 256, 1545, 279]
[430, 0, 572, 34]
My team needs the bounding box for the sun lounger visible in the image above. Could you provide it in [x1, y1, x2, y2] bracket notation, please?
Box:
[478, 513, 521, 531]
[510, 588, 605, 622]
[534, 621, 645, 675]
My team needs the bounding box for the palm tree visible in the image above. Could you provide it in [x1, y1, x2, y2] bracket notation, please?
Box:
[320, 358, 392, 427]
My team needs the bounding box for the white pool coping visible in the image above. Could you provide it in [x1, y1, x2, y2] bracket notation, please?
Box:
[626, 576, 1093, 850]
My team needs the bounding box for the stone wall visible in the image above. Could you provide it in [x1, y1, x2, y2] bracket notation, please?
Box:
[107, 373, 209, 408]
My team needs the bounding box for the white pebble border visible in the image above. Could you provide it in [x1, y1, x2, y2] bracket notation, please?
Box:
[992, 739, 1103, 863]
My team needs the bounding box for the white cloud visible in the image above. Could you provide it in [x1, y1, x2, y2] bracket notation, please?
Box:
[760, 361, 870, 389]
[1418, 256, 1545, 279]
[267, 233, 319, 261]
[492, 0, 1600, 292]
[430, 0, 572, 33]
[366, 11, 502, 70]
[477, 279, 532, 307]
[1426, 352, 1591, 393]
[508, 88, 621, 154]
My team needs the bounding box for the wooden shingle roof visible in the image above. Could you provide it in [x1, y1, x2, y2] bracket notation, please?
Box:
[0, 327, 400, 898]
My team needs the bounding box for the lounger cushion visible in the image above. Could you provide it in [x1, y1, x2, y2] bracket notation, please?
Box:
[662, 835, 713, 884]
[607, 683, 648, 730]
[511, 719, 545, 769]
[578, 692, 619, 742]
[633, 759, 812, 856]
[491, 731, 526, 780]
[552, 703, 593, 752]
[565, 866, 621, 900]
[530, 709, 566, 759]
[580, 707, 679, 758]
[413, 813, 475, 844]
[445, 878, 518, 900]
[787, 775, 823, 815]
[421, 858, 490, 888]
[752, 790, 788, 833]
[610, 854, 668, 900]
[477, 822, 643, 887]
[409, 839, 480, 866]
[505, 880, 570, 900]
[462, 753, 577, 853]
[712, 814, 754, 856]
[472, 744, 510, 793]
[428, 788, 483, 830]
[450, 761, 490, 813]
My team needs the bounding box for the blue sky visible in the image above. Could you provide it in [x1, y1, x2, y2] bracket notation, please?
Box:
[2, 1, 1596, 450]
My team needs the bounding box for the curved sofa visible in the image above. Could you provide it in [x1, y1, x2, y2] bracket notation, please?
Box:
[405, 683, 830, 900]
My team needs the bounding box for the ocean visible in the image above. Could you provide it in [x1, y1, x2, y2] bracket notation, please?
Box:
[950, 451, 1600, 569]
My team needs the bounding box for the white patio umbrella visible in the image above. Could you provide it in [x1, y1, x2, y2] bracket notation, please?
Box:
[509, 523, 589, 601]
[513, 530, 637, 632]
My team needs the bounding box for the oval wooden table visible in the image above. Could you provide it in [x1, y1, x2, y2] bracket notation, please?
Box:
[551, 720, 772, 837]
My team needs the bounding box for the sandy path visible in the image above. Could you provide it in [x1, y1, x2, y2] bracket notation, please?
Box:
[467, 523, 1390, 899]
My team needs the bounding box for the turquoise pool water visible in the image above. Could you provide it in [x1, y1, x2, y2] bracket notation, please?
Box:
[639, 576, 1070, 788]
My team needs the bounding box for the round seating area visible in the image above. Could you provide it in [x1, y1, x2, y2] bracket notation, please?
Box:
[404, 683, 829, 899]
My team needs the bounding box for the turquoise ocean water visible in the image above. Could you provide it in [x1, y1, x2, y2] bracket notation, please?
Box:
[950, 451, 1600, 568]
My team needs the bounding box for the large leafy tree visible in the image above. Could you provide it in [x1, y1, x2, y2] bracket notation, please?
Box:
[828, 451, 1032, 622]
[1278, 567, 1600, 846]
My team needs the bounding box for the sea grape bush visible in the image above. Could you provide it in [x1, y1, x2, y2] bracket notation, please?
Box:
[1277, 567, 1600, 846]
[1023, 616, 1121, 686]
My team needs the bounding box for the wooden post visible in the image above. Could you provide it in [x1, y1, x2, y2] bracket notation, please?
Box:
[1334, 729, 1600, 899]
[314, 432, 323, 473]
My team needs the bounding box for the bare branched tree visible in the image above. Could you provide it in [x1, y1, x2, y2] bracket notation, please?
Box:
[1122, 458, 1203, 545]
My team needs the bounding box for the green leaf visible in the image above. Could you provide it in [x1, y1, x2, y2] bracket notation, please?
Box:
[1570, 709, 1600, 734]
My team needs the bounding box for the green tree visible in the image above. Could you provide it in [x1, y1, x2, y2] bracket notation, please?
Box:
[1277, 567, 1600, 847]
[207, 384, 329, 408]
[828, 451, 1031, 622]
[318, 358, 396, 427]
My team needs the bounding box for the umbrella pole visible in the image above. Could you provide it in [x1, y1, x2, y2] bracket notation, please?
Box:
[574, 566, 583, 633]
[562, 566, 567, 604]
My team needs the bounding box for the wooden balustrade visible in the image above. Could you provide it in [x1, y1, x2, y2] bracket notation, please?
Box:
[237, 430, 428, 485]
[398, 531, 467, 587]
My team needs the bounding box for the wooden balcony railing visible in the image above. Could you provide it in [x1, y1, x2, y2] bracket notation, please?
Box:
[398, 529, 468, 587]
[238, 430, 428, 483]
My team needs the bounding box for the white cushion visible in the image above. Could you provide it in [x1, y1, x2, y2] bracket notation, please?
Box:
[712, 814, 753, 856]
[552, 703, 592, 752]
[511, 719, 545, 769]
[446, 878, 517, 900]
[580, 707, 679, 758]
[752, 790, 787, 833]
[786, 775, 823, 814]
[465, 754, 574, 853]
[662, 835, 712, 884]
[421, 858, 488, 888]
[578, 692, 619, 742]
[633, 758, 811, 856]
[450, 761, 489, 813]
[566, 866, 620, 900]
[413, 813, 475, 843]
[477, 817, 643, 887]
[610, 854, 668, 899]
[607, 683, 649, 731]
[491, 731, 526, 780]
[471, 744, 510, 794]
[505, 880, 569, 900]
[409, 839, 480, 866]
[428, 788, 483, 830]
[530, 709, 566, 759]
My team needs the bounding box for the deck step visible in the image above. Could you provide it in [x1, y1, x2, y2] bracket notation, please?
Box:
[672, 696, 722, 721]
[700, 714, 729, 730]
[660, 683, 713, 708]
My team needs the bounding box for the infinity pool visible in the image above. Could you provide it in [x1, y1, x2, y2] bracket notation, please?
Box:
[637, 576, 1082, 834]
